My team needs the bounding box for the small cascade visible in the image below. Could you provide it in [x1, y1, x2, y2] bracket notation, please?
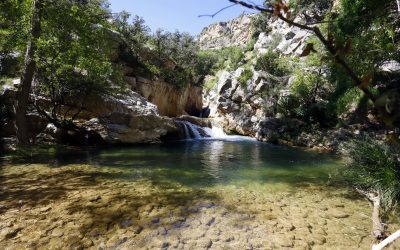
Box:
[203, 124, 257, 141]
[176, 120, 256, 141]
[203, 126, 229, 139]
[176, 121, 205, 140]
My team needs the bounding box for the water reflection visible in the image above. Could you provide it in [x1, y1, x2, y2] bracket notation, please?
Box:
[5, 140, 341, 189]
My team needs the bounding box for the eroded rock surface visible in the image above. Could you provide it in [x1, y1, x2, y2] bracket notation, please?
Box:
[198, 14, 255, 50]
[79, 90, 180, 144]
[206, 68, 287, 138]
[127, 77, 203, 117]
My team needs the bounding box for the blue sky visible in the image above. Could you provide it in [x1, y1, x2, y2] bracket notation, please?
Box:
[107, 0, 260, 35]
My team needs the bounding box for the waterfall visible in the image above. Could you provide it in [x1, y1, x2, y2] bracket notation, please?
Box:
[176, 121, 205, 140]
[176, 120, 256, 141]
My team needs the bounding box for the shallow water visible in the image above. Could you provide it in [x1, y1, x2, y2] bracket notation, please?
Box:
[39, 140, 340, 189]
[0, 140, 399, 249]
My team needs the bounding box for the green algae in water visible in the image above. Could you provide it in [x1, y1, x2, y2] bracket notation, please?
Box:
[5, 140, 343, 191]
[2, 140, 395, 250]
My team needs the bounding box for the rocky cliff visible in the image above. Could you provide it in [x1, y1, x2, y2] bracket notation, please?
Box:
[198, 14, 255, 50]
[125, 76, 203, 117]
[202, 14, 311, 141]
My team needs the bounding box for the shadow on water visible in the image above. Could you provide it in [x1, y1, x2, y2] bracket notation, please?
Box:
[2, 140, 343, 189]
[0, 163, 222, 241]
[0, 140, 355, 242]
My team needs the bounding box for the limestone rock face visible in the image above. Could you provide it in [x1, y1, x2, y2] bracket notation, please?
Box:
[199, 13, 310, 55]
[0, 84, 180, 144]
[126, 76, 203, 117]
[254, 18, 310, 56]
[80, 90, 180, 144]
[78, 90, 159, 119]
[198, 14, 255, 50]
[205, 68, 289, 137]
[200, 13, 313, 140]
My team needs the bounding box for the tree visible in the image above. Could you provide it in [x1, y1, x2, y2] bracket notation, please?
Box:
[112, 11, 150, 58]
[15, 0, 42, 146]
[33, 0, 122, 128]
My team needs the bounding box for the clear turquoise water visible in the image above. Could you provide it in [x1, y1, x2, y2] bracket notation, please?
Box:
[35, 140, 342, 191]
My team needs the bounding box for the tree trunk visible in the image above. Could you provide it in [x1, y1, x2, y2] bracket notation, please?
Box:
[15, 0, 42, 146]
[373, 230, 400, 250]
[397, 0, 400, 13]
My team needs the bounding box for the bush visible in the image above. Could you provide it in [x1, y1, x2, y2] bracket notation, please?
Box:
[345, 138, 400, 212]
[278, 70, 336, 126]
[336, 87, 363, 115]
[204, 76, 218, 90]
[254, 50, 290, 77]
[238, 68, 253, 87]
[194, 51, 219, 76]
[222, 47, 244, 70]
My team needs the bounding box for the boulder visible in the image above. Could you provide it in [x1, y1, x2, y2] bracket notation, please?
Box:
[79, 90, 180, 144]
[85, 115, 178, 144]
[256, 118, 306, 143]
[175, 115, 212, 128]
[0, 85, 180, 145]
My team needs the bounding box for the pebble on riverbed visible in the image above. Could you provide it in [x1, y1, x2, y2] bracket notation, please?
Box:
[0, 164, 398, 250]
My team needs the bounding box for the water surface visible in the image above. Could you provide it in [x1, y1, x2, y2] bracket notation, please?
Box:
[1, 140, 397, 249]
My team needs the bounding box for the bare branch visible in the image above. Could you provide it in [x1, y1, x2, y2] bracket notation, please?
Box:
[198, 4, 237, 18]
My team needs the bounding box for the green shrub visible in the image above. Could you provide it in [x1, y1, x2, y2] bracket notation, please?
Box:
[195, 51, 219, 76]
[254, 50, 290, 77]
[245, 37, 257, 52]
[277, 94, 303, 118]
[345, 138, 400, 212]
[222, 47, 244, 70]
[336, 87, 363, 115]
[277, 69, 336, 126]
[204, 76, 218, 90]
[238, 68, 253, 87]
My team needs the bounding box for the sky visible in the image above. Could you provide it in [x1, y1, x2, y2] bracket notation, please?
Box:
[107, 0, 261, 35]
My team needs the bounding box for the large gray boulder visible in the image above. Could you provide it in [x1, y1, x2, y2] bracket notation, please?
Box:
[0, 84, 180, 144]
[80, 89, 180, 144]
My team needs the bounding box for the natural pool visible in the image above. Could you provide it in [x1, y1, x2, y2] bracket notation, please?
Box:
[0, 140, 399, 249]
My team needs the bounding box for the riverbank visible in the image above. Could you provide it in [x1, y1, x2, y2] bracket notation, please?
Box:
[1, 143, 399, 249]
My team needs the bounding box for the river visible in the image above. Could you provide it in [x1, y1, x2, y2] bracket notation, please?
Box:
[1, 139, 399, 249]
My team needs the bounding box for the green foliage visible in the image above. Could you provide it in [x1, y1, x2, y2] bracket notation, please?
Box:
[31, 0, 124, 122]
[196, 46, 245, 73]
[145, 29, 199, 87]
[330, 0, 399, 85]
[345, 138, 400, 211]
[288, 0, 333, 20]
[194, 50, 219, 76]
[112, 11, 150, 58]
[238, 68, 253, 87]
[219, 47, 245, 70]
[278, 68, 336, 126]
[255, 50, 290, 77]
[336, 87, 363, 115]
[204, 76, 219, 91]
[0, 0, 31, 54]
[251, 13, 270, 39]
